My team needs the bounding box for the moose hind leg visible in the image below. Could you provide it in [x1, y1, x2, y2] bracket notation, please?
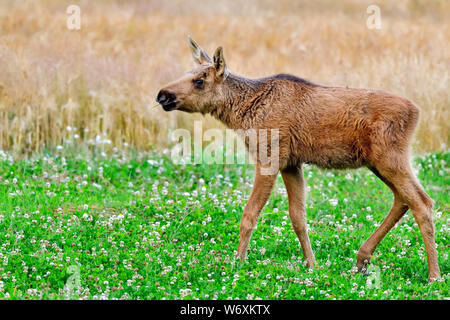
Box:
[357, 167, 408, 273]
[375, 163, 440, 281]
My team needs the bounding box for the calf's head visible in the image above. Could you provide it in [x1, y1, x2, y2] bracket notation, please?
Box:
[156, 36, 228, 113]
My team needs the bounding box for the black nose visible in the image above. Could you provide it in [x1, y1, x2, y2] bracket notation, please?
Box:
[156, 90, 176, 105]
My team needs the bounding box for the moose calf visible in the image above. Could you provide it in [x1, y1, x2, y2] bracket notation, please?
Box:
[156, 37, 440, 281]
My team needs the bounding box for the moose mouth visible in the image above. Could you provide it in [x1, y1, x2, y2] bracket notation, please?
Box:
[161, 101, 180, 111]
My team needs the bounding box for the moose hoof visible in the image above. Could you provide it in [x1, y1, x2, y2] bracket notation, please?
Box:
[428, 271, 441, 283]
[357, 261, 370, 275]
[235, 252, 247, 262]
[356, 252, 371, 275]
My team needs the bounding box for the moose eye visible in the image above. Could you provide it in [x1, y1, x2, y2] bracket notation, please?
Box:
[193, 79, 204, 89]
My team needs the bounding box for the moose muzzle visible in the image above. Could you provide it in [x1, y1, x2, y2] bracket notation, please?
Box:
[156, 89, 179, 111]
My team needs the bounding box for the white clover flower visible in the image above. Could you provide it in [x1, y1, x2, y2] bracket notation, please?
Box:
[329, 199, 338, 206]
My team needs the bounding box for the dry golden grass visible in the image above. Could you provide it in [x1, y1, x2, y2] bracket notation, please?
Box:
[0, 0, 448, 154]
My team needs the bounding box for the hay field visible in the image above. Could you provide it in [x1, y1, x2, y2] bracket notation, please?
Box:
[0, 0, 448, 154]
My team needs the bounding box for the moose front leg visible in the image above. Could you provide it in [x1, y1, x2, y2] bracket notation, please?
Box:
[236, 166, 277, 260]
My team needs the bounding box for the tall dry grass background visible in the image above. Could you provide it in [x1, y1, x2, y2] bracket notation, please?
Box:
[0, 0, 448, 155]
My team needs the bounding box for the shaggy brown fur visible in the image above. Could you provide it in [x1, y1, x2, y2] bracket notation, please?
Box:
[156, 37, 440, 281]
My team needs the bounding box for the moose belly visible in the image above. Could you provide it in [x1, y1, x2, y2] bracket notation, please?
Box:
[297, 137, 369, 169]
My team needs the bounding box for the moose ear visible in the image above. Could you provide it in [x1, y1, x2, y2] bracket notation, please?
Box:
[213, 46, 228, 79]
[188, 36, 212, 65]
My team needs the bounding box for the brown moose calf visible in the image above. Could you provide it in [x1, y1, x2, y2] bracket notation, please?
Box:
[156, 37, 440, 281]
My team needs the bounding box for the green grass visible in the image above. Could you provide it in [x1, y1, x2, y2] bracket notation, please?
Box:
[0, 149, 448, 300]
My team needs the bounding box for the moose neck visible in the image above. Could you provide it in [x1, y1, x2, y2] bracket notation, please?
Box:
[209, 72, 266, 130]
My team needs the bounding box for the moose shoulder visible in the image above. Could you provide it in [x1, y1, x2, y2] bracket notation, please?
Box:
[156, 37, 440, 282]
